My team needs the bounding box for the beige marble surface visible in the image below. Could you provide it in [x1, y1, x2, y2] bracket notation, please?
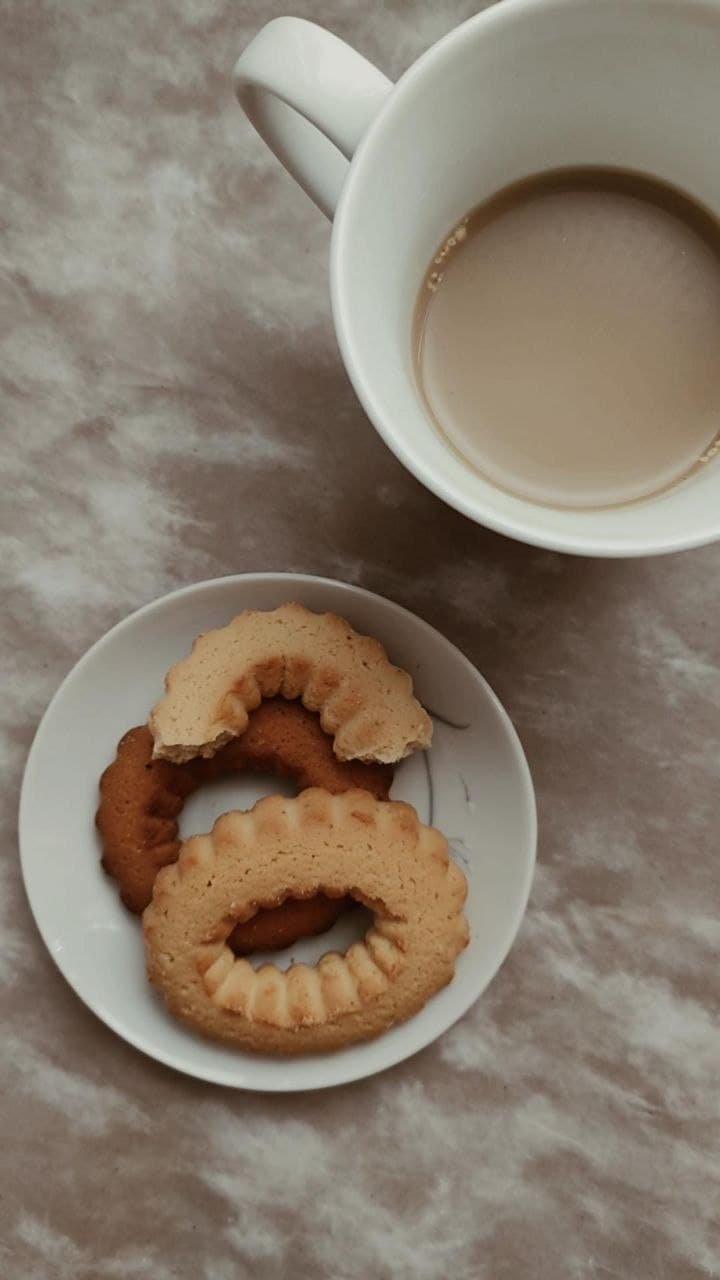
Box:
[2, 1, 719, 1276]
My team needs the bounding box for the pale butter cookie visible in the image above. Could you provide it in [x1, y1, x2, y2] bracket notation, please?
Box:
[149, 602, 432, 765]
[143, 789, 468, 1054]
[97, 700, 391, 952]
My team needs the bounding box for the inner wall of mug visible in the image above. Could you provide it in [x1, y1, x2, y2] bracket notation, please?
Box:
[332, 0, 720, 553]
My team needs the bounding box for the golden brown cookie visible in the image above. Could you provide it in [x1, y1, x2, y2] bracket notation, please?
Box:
[97, 700, 392, 953]
[143, 789, 469, 1055]
[150, 602, 432, 765]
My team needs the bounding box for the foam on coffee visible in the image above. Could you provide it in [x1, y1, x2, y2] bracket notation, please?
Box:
[414, 169, 720, 509]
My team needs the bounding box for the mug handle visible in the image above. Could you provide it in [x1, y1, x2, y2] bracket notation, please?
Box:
[233, 17, 393, 220]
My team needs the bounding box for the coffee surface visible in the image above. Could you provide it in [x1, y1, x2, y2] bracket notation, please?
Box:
[414, 169, 720, 508]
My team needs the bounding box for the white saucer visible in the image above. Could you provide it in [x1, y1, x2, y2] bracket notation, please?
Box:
[19, 573, 536, 1090]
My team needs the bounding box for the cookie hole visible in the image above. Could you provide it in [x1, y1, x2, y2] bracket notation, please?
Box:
[179, 770, 297, 841]
[238, 899, 374, 973]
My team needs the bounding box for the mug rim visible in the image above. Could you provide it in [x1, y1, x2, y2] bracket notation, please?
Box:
[330, 0, 720, 557]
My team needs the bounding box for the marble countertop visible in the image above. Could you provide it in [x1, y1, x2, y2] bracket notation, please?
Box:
[2, 2, 719, 1276]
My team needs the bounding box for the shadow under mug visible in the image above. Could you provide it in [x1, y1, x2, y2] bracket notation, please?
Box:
[234, 0, 720, 557]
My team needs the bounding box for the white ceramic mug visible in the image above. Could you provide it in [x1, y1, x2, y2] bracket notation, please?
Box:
[234, 0, 720, 557]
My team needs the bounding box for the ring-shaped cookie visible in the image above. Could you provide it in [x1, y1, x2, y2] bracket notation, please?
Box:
[143, 789, 469, 1054]
[150, 602, 432, 765]
[97, 700, 392, 953]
